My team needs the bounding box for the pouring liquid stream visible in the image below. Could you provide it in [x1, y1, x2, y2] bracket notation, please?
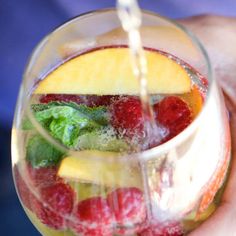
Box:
[117, 0, 162, 147]
[117, 0, 176, 220]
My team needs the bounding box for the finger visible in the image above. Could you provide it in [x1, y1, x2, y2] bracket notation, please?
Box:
[189, 202, 236, 236]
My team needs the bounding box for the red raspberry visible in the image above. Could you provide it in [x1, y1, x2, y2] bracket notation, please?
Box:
[69, 197, 114, 236]
[110, 96, 145, 139]
[39, 94, 82, 104]
[107, 187, 146, 235]
[154, 96, 192, 141]
[27, 164, 60, 187]
[14, 166, 33, 211]
[85, 95, 118, 107]
[40, 182, 75, 215]
[30, 182, 75, 230]
[31, 197, 67, 230]
[39, 94, 117, 107]
[139, 221, 184, 236]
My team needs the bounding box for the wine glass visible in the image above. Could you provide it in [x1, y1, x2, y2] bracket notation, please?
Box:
[12, 9, 231, 236]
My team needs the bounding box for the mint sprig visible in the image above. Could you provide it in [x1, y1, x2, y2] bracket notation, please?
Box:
[25, 101, 129, 168]
[26, 135, 64, 168]
[31, 102, 109, 148]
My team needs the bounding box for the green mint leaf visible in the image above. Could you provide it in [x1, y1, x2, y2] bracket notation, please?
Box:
[31, 101, 71, 112]
[26, 135, 65, 168]
[49, 119, 81, 147]
[31, 102, 109, 148]
[32, 102, 108, 125]
[74, 105, 108, 126]
[31, 102, 61, 112]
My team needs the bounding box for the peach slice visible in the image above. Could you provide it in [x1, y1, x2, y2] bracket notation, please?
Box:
[34, 47, 191, 95]
[57, 150, 142, 188]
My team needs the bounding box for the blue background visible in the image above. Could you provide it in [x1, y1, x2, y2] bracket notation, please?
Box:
[1, 0, 236, 235]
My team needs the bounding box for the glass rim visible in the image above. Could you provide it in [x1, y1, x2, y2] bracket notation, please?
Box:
[23, 8, 213, 162]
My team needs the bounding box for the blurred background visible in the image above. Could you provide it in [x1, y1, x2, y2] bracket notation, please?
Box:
[1, 0, 236, 235]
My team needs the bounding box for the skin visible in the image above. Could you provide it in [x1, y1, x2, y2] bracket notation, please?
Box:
[177, 15, 236, 236]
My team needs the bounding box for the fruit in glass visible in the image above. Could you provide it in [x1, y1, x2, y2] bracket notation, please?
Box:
[12, 10, 231, 236]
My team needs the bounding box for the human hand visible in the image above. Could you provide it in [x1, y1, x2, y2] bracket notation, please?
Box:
[178, 15, 236, 236]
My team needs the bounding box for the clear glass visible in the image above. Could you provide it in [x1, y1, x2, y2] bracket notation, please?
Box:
[12, 9, 231, 236]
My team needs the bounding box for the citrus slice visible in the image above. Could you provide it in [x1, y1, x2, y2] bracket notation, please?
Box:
[34, 47, 191, 95]
[179, 85, 203, 118]
[58, 150, 142, 188]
